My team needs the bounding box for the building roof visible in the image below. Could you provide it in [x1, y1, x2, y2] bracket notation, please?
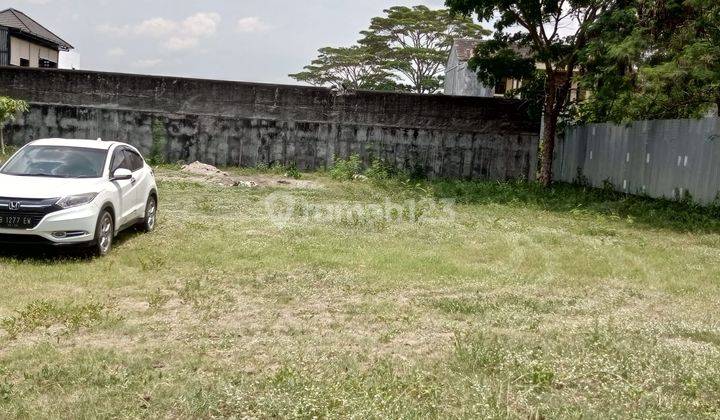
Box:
[0, 8, 73, 50]
[452, 38, 480, 62]
[452, 39, 534, 63]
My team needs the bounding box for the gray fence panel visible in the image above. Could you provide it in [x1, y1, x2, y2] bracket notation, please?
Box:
[556, 117, 720, 205]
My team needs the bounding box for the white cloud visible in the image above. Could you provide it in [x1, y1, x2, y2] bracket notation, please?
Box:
[107, 47, 126, 57]
[132, 58, 162, 68]
[165, 37, 198, 51]
[97, 23, 131, 37]
[98, 12, 221, 52]
[236, 17, 270, 33]
[134, 17, 177, 38]
[183, 12, 221, 37]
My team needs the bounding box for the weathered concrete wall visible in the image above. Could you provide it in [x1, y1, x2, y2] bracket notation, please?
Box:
[554, 118, 720, 204]
[1, 67, 540, 179]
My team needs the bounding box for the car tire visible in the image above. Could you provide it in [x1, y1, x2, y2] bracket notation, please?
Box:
[139, 195, 157, 232]
[93, 210, 114, 257]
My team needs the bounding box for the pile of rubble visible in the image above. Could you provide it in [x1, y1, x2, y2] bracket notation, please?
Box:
[181, 161, 258, 187]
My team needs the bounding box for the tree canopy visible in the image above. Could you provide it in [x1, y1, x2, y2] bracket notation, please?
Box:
[291, 6, 487, 94]
[447, 0, 618, 186]
[288, 46, 397, 91]
[359, 6, 488, 93]
[577, 0, 720, 123]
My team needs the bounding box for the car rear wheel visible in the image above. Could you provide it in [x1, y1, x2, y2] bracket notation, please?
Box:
[94, 210, 114, 257]
[140, 195, 157, 232]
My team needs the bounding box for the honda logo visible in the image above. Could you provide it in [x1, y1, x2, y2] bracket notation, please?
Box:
[8, 201, 21, 211]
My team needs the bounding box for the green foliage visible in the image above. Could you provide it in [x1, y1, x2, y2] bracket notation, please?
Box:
[0, 96, 29, 155]
[360, 6, 488, 93]
[284, 164, 302, 180]
[329, 154, 363, 180]
[149, 117, 167, 165]
[289, 46, 398, 90]
[576, 0, 720, 123]
[430, 179, 720, 232]
[446, 0, 615, 185]
[0, 97, 27, 126]
[364, 158, 394, 182]
[467, 39, 535, 88]
[292, 6, 488, 93]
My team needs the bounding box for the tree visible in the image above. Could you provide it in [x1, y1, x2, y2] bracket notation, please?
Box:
[0, 97, 28, 156]
[360, 6, 488, 93]
[577, 0, 720, 123]
[289, 45, 397, 90]
[446, 0, 619, 186]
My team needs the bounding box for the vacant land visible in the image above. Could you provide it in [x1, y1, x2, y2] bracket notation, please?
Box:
[1, 165, 719, 418]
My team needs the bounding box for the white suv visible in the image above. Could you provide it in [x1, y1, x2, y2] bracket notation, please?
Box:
[0, 138, 158, 256]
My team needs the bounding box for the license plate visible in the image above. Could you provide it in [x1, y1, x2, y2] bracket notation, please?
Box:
[0, 215, 35, 228]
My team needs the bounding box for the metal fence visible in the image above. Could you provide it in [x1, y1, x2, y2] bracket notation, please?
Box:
[553, 117, 720, 205]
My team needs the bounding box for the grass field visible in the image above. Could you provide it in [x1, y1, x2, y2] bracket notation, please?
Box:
[1, 164, 720, 418]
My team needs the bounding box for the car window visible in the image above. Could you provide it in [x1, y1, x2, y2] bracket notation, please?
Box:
[110, 148, 130, 173]
[0, 146, 108, 178]
[124, 150, 144, 172]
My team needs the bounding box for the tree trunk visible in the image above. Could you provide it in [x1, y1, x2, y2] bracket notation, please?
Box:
[0, 128, 4, 156]
[538, 77, 559, 187]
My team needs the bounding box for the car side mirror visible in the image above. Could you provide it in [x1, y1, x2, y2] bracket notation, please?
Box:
[111, 168, 132, 181]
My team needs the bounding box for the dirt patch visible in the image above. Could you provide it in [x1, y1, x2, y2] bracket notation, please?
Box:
[168, 161, 321, 189]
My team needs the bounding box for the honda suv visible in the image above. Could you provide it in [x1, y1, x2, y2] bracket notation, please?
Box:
[0, 138, 158, 256]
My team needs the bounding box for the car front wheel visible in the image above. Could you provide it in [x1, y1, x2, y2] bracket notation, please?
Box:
[94, 210, 114, 257]
[140, 195, 157, 232]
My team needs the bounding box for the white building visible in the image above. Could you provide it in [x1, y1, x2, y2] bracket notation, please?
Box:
[444, 39, 494, 97]
[0, 8, 74, 69]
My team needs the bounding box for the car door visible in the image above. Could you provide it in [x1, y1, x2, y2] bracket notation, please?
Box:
[109, 147, 138, 225]
[124, 149, 148, 218]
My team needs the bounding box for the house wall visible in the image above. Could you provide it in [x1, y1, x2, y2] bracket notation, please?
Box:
[2, 67, 541, 181]
[444, 50, 494, 97]
[9, 36, 58, 67]
[0, 27, 9, 66]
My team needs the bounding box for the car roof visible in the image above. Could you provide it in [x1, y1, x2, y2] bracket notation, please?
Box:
[27, 138, 130, 151]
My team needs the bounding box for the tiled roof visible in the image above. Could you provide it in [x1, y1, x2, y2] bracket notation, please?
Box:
[0, 8, 73, 50]
[452, 39, 534, 62]
[453, 38, 480, 62]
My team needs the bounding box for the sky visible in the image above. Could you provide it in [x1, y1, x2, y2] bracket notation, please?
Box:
[4, 0, 448, 85]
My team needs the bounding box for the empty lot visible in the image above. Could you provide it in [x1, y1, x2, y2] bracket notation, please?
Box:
[1, 166, 719, 418]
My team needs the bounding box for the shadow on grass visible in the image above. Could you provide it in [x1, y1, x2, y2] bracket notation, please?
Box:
[0, 228, 143, 262]
[429, 180, 720, 233]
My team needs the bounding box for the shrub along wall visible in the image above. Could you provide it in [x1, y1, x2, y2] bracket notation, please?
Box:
[1, 67, 540, 180]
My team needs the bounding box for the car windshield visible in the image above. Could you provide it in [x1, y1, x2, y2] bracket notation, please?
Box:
[0, 145, 108, 178]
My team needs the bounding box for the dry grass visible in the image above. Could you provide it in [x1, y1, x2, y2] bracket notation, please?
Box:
[0, 166, 719, 418]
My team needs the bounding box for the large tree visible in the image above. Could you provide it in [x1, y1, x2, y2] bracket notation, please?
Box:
[291, 6, 487, 94]
[289, 46, 397, 91]
[577, 0, 720, 123]
[446, 0, 618, 186]
[359, 5, 488, 93]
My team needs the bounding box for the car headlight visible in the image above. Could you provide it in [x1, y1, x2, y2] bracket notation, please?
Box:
[56, 193, 99, 209]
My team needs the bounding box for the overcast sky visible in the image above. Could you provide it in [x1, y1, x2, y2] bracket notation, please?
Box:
[5, 0, 450, 84]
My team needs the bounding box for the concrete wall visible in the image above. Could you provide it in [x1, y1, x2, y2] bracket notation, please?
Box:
[1, 67, 540, 180]
[554, 118, 720, 204]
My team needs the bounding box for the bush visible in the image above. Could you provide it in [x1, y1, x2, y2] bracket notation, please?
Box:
[365, 158, 393, 182]
[329, 154, 362, 180]
[284, 164, 302, 179]
[149, 118, 167, 165]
